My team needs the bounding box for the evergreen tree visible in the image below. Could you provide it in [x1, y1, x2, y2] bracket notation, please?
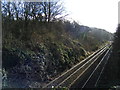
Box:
[113, 24, 120, 52]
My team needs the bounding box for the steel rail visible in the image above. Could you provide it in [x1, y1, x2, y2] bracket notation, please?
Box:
[43, 45, 109, 88]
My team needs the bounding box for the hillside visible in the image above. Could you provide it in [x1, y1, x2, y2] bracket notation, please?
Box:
[2, 20, 113, 88]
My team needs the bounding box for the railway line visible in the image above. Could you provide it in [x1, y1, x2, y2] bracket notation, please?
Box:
[43, 44, 111, 89]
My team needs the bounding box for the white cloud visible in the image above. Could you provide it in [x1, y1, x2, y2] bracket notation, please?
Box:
[64, 0, 119, 33]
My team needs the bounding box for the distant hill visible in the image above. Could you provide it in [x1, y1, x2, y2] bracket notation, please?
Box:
[64, 21, 113, 50]
[89, 27, 113, 41]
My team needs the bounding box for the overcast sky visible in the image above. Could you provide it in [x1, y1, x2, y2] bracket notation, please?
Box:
[63, 0, 119, 33]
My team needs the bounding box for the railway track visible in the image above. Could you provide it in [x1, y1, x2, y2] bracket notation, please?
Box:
[43, 44, 111, 89]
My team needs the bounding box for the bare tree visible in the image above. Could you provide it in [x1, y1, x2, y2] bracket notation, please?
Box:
[41, 0, 64, 22]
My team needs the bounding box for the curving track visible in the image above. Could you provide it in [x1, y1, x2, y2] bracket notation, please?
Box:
[43, 44, 111, 89]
